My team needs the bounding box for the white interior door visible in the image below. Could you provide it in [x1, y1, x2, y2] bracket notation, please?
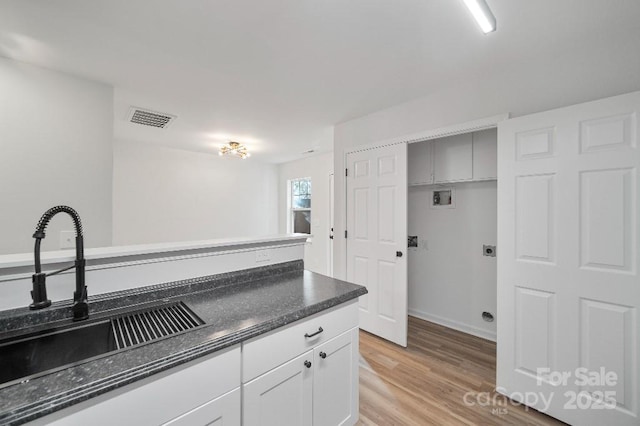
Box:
[497, 91, 640, 425]
[346, 143, 408, 347]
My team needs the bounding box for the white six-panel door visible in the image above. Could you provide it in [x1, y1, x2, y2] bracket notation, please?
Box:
[497, 91, 640, 425]
[346, 143, 408, 347]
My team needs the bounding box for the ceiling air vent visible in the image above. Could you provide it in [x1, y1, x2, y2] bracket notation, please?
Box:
[128, 107, 176, 129]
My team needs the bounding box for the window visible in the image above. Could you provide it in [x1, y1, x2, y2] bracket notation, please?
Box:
[288, 177, 311, 234]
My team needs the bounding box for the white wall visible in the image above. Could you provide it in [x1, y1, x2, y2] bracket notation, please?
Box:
[278, 152, 333, 275]
[408, 181, 497, 340]
[0, 57, 114, 255]
[0, 57, 281, 255]
[112, 140, 278, 245]
[332, 43, 640, 280]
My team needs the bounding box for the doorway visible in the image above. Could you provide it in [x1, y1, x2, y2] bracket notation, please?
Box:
[407, 128, 498, 342]
[343, 115, 506, 347]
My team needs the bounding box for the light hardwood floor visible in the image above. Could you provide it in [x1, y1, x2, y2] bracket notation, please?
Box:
[357, 316, 566, 425]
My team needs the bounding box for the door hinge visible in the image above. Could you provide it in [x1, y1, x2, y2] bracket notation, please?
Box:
[344, 230, 348, 238]
[345, 168, 348, 177]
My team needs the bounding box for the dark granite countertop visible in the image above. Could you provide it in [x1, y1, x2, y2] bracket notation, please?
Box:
[0, 261, 367, 425]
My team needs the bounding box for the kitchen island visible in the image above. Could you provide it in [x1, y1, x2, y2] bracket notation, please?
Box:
[0, 236, 366, 425]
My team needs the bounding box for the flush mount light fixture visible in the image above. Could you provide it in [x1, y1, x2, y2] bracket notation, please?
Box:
[219, 141, 251, 159]
[462, 0, 496, 34]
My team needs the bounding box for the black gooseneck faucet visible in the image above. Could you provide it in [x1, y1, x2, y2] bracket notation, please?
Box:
[30, 205, 89, 321]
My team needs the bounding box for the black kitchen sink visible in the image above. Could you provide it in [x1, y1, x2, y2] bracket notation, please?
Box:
[0, 301, 204, 389]
[0, 320, 115, 387]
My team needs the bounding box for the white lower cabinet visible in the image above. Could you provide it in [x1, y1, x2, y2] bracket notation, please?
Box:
[243, 301, 360, 426]
[312, 329, 359, 426]
[30, 301, 359, 426]
[243, 351, 314, 426]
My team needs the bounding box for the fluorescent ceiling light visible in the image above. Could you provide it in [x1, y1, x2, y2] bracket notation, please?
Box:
[462, 0, 496, 34]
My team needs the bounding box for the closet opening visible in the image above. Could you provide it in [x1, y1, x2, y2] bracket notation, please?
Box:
[407, 127, 498, 343]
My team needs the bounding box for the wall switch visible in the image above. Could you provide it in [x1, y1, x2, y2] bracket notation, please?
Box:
[255, 249, 271, 263]
[60, 231, 75, 249]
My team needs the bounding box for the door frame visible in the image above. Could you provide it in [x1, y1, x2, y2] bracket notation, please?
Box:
[343, 113, 509, 275]
[342, 113, 508, 348]
[328, 172, 334, 277]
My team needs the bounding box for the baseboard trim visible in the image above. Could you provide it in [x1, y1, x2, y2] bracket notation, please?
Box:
[408, 309, 496, 342]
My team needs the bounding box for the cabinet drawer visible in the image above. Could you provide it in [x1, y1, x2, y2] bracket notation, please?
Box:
[242, 301, 358, 382]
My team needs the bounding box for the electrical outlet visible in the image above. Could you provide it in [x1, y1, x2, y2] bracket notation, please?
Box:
[59, 231, 75, 249]
[255, 249, 271, 263]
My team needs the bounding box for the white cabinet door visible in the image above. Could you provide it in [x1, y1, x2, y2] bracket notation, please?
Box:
[346, 143, 408, 347]
[313, 328, 359, 426]
[472, 128, 497, 180]
[243, 351, 313, 426]
[433, 133, 473, 183]
[407, 140, 433, 185]
[497, 90, 640, 425]
[163, 388, 241, 426]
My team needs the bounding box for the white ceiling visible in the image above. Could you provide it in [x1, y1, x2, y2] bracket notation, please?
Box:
[1, 0, 639, 163]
